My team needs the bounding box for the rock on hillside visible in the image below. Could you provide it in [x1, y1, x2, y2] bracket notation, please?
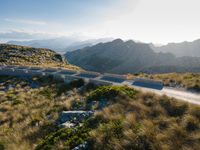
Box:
[0, 44, 79, 69]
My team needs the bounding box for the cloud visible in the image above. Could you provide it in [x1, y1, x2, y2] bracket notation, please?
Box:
[101, 0, 139, 20]
[0, 30, 60, 41]
[0, 29, 90, 43]
[4, 18, 47, 25]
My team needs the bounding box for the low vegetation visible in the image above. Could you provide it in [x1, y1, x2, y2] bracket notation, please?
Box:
[88, 91, 200, 150]
[128, 73, 200, 92]
[35, 125, 90, 150]
[0, 44, 80, 70]
[0, 75, 199, 150]
[87, 85, 137, 101]
[0, 75, 86, 150]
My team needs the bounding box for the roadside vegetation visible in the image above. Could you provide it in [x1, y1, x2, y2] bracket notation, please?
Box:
[0, 75, 199, 150]
[128, 73, 200, 92]
[88, 92, 200, 150]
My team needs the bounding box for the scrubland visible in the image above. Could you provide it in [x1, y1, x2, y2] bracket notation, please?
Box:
[0, 44, 80, 70]
[128, 73, 200, 92]
[0, 75, 199, 150]
[0, 76, 85, 150]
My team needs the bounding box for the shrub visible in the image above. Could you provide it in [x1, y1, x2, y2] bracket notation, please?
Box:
[89, 120, 123, 149]
[35, 125, 90, 150]
[84, 83, 98, 92]
[53, 54, 63, 62]
[12, 99, 22, 105]
[56, 79, 85, 96]
[131, 134, 154, 150]
[183, 115, 199, 131]
[193, 84, 200, 91]
[160, 98, 188, 117]
[158, 120, 168, 130]
[190, 106, 200, 119]
[39, 88, 54, 100]
[167, 124, 188, 149]
[87, 86, 137, 101]
[56, 83, 70, 96]
[0, 142, 4, 150]
[69, 79, 84, 88]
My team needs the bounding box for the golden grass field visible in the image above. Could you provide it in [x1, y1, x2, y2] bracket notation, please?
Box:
[0, 75, 199, 150]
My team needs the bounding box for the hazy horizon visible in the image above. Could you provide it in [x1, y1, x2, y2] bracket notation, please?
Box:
[1, 0, 200, 44]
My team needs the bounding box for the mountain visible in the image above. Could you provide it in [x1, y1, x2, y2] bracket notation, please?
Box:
[7, 37, 79, 53]
[65, 39, 200, 74]
[151, 39, 200, 57]
[63, 38, 113, 52]
[7, 38, 113, 54]
[0, 44, 79, 69]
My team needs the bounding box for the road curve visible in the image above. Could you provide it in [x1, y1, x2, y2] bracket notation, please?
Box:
[131, 85, 200, 105]
[0, 65, 200, 105]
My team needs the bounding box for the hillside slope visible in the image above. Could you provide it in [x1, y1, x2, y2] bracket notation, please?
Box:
[0, 44, 79, 70]
[66, 39, 200, 74]
[0, 75, 199, 150]
[7, 38, 113, 53]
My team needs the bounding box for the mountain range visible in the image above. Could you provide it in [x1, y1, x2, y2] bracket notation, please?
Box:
[66, 39, 200, 74]
[151, 39, 200, 57]
[7, 37, 200, 57]
[7, 37, 113, 54]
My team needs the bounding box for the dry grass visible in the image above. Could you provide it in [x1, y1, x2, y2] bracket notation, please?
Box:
[88, 87, 200, 150]
[0, 75, 199, 150]
[0, 76, 85, 150]
[0, 44, 81, 71]
[128, 73, 200, 91]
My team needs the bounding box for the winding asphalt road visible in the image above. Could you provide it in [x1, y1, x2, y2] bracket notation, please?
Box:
[131, 85, 200, 105]
[0, 65, 200, 105]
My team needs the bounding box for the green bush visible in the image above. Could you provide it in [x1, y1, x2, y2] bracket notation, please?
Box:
[35, 125, 90, 150]
[39, 88, 54, 100]
[102, 120, 123, 139]
[12, 99, 22, 105]
[87, 86, 137, 101]
[0, 142, 4, 150]
[53, 54, 63, 62]
[88, 120, 123, 149]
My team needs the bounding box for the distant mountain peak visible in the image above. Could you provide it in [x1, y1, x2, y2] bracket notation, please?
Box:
[65, 39, 200, 74]
[112, 38, 124, 43]
[125, 40, 135, 44]
[152, 39, 200, 57]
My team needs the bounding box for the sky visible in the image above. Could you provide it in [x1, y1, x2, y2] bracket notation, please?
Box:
[0, 0, 200, 44]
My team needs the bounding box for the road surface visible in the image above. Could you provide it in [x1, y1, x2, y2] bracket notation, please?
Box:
[130, 85, 200, 105]
[0, 65, 200, 105]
